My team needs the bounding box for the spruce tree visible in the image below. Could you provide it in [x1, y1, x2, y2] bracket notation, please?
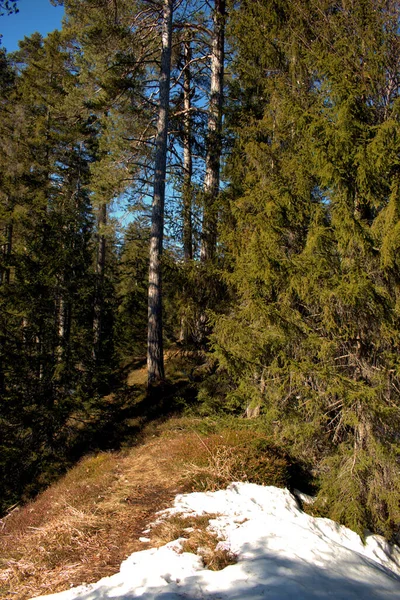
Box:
[0, 31, 96, 511]
[213, 0, 400, 539]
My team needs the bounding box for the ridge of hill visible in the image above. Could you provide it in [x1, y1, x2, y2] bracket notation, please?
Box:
[0, 397, 292, 599]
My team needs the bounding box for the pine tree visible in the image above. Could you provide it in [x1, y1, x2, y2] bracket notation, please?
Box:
[147, 0, 174, 386]
[62, 0, 155, 377]
[164, 0, 229, 346]
[181, 37, 194, 263]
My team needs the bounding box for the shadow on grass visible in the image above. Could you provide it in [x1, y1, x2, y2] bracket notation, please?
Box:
[64, 376, 319, 503]
[1, 351, 318, 517]
[0, 356, 202, 517]
[65, 373, 200, 463]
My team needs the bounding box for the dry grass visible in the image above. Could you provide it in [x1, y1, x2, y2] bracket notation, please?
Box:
[148, 513, 237, 571]
[0, 438, 184, 599]
[0, 415, 289, 600]
[161, 426, 290, 492]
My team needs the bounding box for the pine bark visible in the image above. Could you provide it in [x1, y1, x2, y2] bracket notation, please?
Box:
[200, 0, 225, 262]
[0, 221, 12, 392]
[147, 0, 173, 386]
[0, 221, 11, 393]
[179, 40, 194, 344]
[183, 39, 193, 262]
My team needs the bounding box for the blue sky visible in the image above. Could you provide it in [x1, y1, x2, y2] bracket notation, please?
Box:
[1, 0, 64, 52]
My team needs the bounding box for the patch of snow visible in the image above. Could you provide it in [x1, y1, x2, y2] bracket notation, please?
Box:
[293, 488, 316, 505]
[31, 483, 400, 600]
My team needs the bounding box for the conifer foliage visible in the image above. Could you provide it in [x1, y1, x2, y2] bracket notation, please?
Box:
[0, 31, 98, 511]
[212, 0, 400, 538]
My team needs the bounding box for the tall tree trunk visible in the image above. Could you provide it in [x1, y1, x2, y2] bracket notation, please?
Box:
[0, 221, 12, 392]
[183, 39, 193, 262]
[93, 202, 106, 363]
[200, 0, 225, 262]
[179, 39, 194, 344]
[56, 284, 71, 366]
[0, 335, 3, 394]
[147, 0, 173, 386]
[36, 329, 43, 381]
[0, 220, 12, 285]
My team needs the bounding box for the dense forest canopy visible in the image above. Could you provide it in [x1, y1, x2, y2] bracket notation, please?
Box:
[0, 0, 399, 542]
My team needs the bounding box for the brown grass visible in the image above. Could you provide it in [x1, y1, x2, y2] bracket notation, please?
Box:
[0, 437, 184, 599]
[148, 513, 237, 571]
[0, 417, 288, 600]
[161, 426, 290, 492]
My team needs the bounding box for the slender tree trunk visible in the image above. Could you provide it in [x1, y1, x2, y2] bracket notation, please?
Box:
[179, 39, 194, 344]
[0, 338, 3, 394]
[0, 221, 13, 392]
[36, 330, 43, 381]
[183, 39, 193, 262]
[56, 293, 64, 361]
[56, 284, 71, 366]
[93, 202, 106, 363]
[147, 0, 173, 386]
[200, 0, 225, 262]
[0, 221, 12, 285]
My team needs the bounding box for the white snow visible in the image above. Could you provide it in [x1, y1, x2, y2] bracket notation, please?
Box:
[31, 483, 400, 600]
